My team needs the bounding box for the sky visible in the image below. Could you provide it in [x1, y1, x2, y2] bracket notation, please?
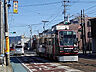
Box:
[8, 0, 96, 37]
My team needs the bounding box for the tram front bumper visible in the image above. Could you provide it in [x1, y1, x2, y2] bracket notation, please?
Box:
[58, 55, 78, 61]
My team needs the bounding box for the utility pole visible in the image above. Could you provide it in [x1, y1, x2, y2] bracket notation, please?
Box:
[63, 0, 69, 23]
[81, 9, 86, 54]
[0, 1, 4, 64]
[28, 25, 32, 50]
[42, 20, 49, 31]
[81, 10, 84, 54]
[4, 0, 10, 66]
[83, 9, 86, 54]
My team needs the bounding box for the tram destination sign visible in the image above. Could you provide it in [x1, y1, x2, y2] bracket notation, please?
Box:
[56, 25, 69, 30]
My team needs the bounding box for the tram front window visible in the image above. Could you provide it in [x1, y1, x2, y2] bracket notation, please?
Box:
[59, 31, 76, 46]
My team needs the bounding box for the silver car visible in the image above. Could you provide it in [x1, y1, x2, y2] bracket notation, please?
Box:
[14, 45, 24, 55]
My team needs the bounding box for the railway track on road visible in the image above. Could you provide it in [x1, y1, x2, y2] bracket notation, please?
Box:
[60, 58, 96, 72]
[16, 54, 82, 72]
[11, 52, 96, 72]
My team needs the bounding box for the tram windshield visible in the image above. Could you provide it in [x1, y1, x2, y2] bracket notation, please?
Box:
[59, 31, 77, 46]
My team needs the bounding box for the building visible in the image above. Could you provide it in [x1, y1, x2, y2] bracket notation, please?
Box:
[88, 18, 96, 53]
[56, 16, 93, 52]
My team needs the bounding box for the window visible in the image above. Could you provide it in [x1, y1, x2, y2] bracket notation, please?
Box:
[16, 46, 22, 48]
[88, 32, 91, 38]
[87, 21, 91, 27]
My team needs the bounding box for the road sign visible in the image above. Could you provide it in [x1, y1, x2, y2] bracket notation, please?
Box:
[13, 1, 18, 14]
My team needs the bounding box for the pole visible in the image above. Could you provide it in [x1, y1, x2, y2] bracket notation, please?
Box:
[0, 1, 4, 64]
[63, 0, 69, 23]
[83, 9, 86, 54]
[0, 1, 4, 54]
[28, 25, 32, 50]
[64, 0, 66, 23]
[42, 20, 49, 31]
[4, 0, 10, 66]
[81, 10, 84, 54]
[43, 22, 45, 31]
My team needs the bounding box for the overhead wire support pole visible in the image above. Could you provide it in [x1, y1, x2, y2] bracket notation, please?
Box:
[83, 9, 86, 54]
[4, 0, 10, 66]
[81, 10, 84, 54]
[63, 0, 69, 23]
[42, 20, 49, 31]
[28, 25, 32, 50]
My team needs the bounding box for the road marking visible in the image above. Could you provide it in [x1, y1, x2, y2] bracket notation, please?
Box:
[16, 57, 33, 72]
[16, 55, 83, 72]
[25, 62, 83, 72]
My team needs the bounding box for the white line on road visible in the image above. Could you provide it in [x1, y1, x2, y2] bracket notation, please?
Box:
[16, 57, 33, 72]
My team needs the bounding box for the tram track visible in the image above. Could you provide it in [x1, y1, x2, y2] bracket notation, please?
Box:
[11, 52, 96, 72]
[16, 54, 82, 72]
[60, 58, 96, 72]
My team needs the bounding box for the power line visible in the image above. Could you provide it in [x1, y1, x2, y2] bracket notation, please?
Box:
[84, 4, 96, 15]
[70, 0, 80, 6]
[71, 1, 96, 3]
[46, 5, 62, 20]
[19, 1, 62, 7]
[9, 23, 42, 28]
[85, 5, 96, 11]
[72, 3, 96, 16]
[86, 9, 96, 15]
[18, 1, 96, 8]
[46, 9, 63, 25]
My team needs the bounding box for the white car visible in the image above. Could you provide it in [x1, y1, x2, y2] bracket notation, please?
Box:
[14, 45, 24, 55]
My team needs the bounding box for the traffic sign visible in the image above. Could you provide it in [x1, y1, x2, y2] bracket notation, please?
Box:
[13, 1, 18, 14]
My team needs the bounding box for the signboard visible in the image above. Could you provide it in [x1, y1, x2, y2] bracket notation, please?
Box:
[13, 1, 18, 14]
[56, 25, 69, 30]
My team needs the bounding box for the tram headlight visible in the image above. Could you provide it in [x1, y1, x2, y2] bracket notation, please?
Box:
[74, 47, 79, 52]
[74, 44, 77, 46]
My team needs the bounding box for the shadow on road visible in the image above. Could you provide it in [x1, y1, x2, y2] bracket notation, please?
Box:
[78, 53, 96, 60]
[10, 55, 56, 64]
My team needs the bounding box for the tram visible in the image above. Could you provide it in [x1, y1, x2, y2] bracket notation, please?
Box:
[36, 24, 78, 61]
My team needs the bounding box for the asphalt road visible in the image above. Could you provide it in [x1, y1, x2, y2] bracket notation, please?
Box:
[10, 50, 82, 72]
[10, 50, 96, 72]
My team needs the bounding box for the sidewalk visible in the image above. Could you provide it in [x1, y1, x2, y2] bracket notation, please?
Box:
[0, 64, 13, 72]
[78, 51, 96, 59]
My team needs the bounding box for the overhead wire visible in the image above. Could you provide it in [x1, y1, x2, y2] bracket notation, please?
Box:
[84, 4, 96, 16]
[85, 5, 96, 12]
[46, 5, 62, 20]
[10, 23, 42, 28]
[10, 0, 96, 31]
[71, 1, 96, 3]
[19, 1, 63, 7]
[70, 1, 96, 17]
[86, 9, 96, 15]
[18, 1, 96, 8]
[46, 9, 63, 26]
